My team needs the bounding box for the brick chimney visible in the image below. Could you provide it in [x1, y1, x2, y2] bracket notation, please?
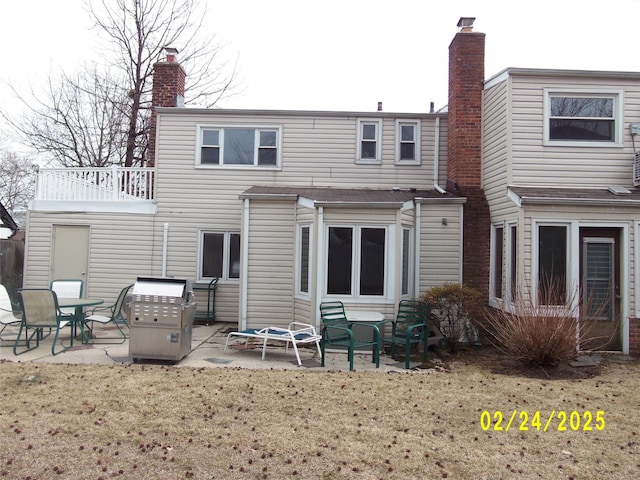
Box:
[447, 17, 491, 306]
[147, 47, 186, 166]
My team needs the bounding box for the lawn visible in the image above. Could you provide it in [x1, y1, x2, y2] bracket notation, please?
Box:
[1, 350, 639, 479]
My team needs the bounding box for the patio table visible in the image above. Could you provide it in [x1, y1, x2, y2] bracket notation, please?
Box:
[57, 298, 104, 345]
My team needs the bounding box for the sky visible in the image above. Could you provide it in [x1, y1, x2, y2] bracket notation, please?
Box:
[2, 0, 640, 120]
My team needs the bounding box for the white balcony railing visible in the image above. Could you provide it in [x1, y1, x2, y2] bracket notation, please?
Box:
[35, 166, 155, 202]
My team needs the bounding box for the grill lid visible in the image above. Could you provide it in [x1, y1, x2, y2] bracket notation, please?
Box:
[132, 277, 190, 298]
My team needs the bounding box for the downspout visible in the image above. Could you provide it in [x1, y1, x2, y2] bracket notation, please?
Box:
[162, 223, 169, 276]
[433, 117, 446, 194]
[241, 198, 250, 330]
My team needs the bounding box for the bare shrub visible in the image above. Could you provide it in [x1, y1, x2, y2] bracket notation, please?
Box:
[484, 280, 612, 367]
[421, 283, 481, 353]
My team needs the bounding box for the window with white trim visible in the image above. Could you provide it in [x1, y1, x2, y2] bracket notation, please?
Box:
[356, 119, 382, 163]
[491, 224, 504, 300]
[396, 120, 421, 164]
[197, 126, 280, 167]
[545, 91, 621, 145]
[198, 231, 240, 281]
[296, 225, 311, 296]
[401, 227, 413, 296]
[537, 224, 568, 305]
[326, 226, 386, 297]
[507, 223, 518, 303]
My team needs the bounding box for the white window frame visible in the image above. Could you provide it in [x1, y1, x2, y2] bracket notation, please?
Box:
[395, 120, 421, 165]
[325, 224, 389, 300]
[489, 223, 504, 307]
[506, 221, 518, 305]
[532, 221, 573, 308]
[356, 119, 382, 164]
[196, 125, 282, 168]
[543, 89, 623, 147]
[197, 230, 241, 282]
[295, 224, 312, 298]
[401, 227, 414, 297]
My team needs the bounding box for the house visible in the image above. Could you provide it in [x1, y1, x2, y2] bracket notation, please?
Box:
[22, 18, 640, 354]
[0, 202, 19, 240]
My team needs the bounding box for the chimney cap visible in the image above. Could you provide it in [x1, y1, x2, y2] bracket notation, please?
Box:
[164, 46, 179, 62]
[457, 17, 475, 32]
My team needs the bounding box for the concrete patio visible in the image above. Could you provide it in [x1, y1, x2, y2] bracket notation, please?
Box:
[0, 322, 418, 372]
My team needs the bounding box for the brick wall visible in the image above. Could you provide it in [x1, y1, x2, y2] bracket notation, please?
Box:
[148, 59, 186, 166]
[447, 28, 490, 303]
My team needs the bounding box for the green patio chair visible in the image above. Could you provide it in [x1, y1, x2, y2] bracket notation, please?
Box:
[84, 284, 132, 344]
[14, 289, 72, 356]
[379, 299, 429, 369]
[319, 301, 380, 371]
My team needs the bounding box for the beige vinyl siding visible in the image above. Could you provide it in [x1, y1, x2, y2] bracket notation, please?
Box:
[508, 74, 640, 187]
[155, 111, 445, 195]
[293, 298, 313, 326]
[418, 202, 463, 292]
[323, 209, 396, 224]
[483, 79, 517, 221]
[245, 200, 296, 330]
[24, 211, 155, 305]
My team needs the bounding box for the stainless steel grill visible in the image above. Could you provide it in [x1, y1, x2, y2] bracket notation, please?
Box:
[127, 277, 197, 362]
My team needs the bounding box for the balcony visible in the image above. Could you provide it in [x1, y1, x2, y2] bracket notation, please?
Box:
[31, 166, 157, 214]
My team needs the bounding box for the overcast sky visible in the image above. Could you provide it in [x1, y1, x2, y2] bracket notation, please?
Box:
[2, 0, 640, 117]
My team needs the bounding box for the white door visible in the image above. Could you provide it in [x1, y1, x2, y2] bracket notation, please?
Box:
[51, 225, 90, 284]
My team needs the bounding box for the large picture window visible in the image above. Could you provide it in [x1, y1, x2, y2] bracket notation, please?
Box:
[545, 91, 621, 144]
[326, 226, 386, 297]
[198, 126, 280, 167]
[199, 231, 241, 281]
[538, 225, 568, 305]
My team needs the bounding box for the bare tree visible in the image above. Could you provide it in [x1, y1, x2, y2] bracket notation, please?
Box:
[3, 0, 237, 168]
[87, 0, 238, 166]
[0, 151, 38, 227]
[4, 67, 129, 168]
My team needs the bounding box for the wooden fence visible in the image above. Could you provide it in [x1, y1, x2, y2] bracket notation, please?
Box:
[0, 239, 24, 303]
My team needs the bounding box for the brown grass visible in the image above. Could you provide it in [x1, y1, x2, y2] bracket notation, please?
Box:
[1, 354, 640, 479]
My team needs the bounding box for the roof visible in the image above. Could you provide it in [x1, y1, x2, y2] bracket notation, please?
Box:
[156, 107, 446, 119]
[241, 186, 464, 208]
[0, 202, 18, 231]
[508, 186, 640, 207]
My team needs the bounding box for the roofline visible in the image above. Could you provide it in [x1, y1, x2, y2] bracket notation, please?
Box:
[156, 107, 447, 119]
[485, 67, 640, 89]
[508, 188, 640, 207]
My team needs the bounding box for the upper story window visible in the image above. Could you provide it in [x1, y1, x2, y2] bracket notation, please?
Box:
[197, 126, 281, 167]
[544, 90, 622, 145]
[396, 120, 421, 164]
[356, 119, 382, 164]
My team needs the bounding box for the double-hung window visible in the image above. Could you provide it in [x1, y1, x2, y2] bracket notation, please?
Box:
[199, 231, 241, 281]
[198, 126, 280, 167]
[326, 226, 386, 297]
[396, 120, 421, 164]
[356, 119, 382, 163]
[545, 90, 621, 145]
